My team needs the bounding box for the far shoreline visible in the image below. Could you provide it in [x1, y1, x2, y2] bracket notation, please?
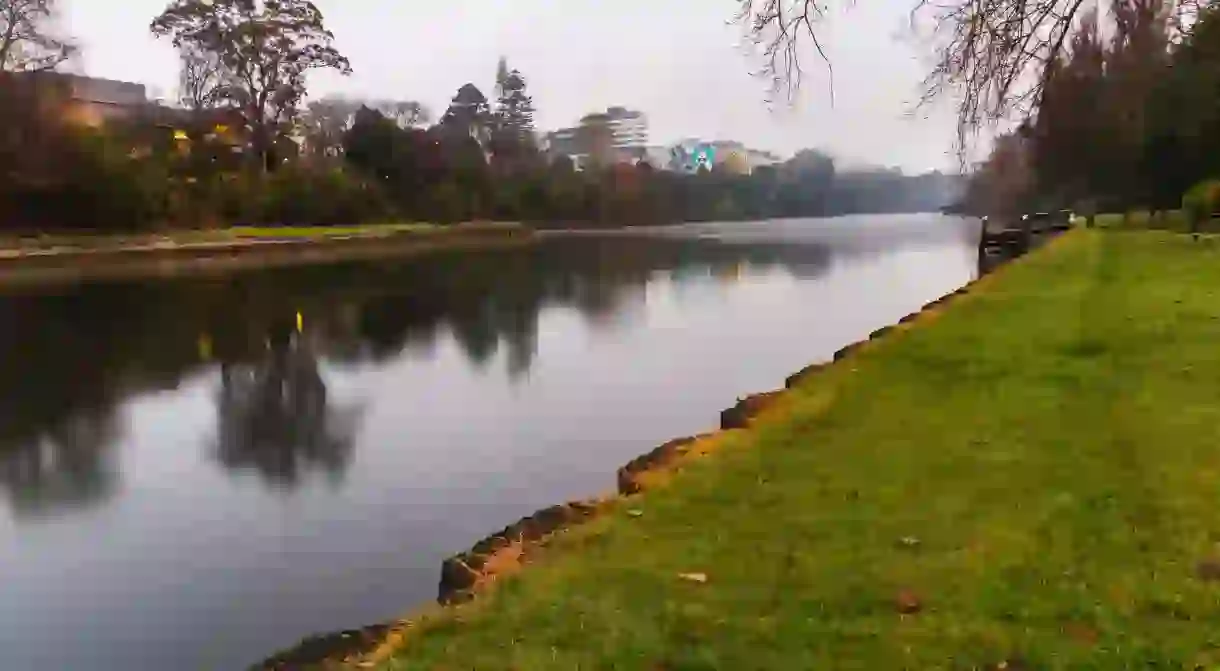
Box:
[0, 222, 533, 290]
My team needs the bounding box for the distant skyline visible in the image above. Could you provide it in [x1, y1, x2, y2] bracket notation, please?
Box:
[60, 0, 974, 173]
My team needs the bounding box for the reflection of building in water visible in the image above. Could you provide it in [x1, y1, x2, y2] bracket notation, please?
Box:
[215, 332, 358, 487]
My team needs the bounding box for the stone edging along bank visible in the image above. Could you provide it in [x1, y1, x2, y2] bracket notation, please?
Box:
[255, 231, 1058, 670]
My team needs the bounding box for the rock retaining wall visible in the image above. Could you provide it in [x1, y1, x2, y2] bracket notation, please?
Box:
[252, 231, 1049, 670]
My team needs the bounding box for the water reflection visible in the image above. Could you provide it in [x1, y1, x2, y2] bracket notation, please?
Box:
[0, 216, 982, 671]
[0, 222, 969, 517]
[215, 329, 358, 488]
[0, 293, 134, 518]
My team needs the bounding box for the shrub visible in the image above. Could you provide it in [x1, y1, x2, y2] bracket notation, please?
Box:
[259, 165, 393, 227]
[1182, 179, 1220, 232]
[0, 128, 172, 232]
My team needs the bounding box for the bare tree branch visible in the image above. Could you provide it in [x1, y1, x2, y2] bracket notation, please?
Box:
[734, 0, 835, 106]
[736, 0, 1210, 156]
[0, 0, 74, 73]
[177, 44, 227, 111]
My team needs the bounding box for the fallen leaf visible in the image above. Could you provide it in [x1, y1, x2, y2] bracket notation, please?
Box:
[678, 572, 708, 584]
[895, 588, 922, 614]
[1197, 559, 1220, 582]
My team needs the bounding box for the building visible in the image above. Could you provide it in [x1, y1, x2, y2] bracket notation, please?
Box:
[664, 139, 782, 174]
[542, 106, 649, 169]
[20, 73, 150, 128]
[602, 106, 647, 150]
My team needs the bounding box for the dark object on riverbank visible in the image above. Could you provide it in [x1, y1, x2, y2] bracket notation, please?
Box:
[436, 499, 603, 605]
[254, 623, 393, 670]
[785, 362, 829, 389]
[719, 390, 784, 430]
[895, 589, 923, 615]
[617, 435, 703, 495]
[1196, 558, 1220, 581]
[977, 215, 1067, 274]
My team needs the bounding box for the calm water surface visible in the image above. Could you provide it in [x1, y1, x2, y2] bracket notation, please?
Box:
[0, 215, 978, 670]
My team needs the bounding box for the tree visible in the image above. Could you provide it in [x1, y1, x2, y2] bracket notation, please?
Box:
[150, 0, 352, 172]
[577, 113, 614, 169]
[1142, 2, 1220, 207]
[1028, 12, 1110, 209]
[302, 96, 429, 161]
[1105, 0, 1174, 207]
[0, 0, 74, 72]
[491, 63, 538, 169]
[376, 99, 429, 129]
[301, 95, 362, 159]
[968, 131, 1035, 215]
[177, 44, 226, 112]
[439, 83, 492, 146]
[735, 0, 1204, 149]
[494, 55, 509, 99]
[343, 105, 446, 216]
[495, 70, 536, 142]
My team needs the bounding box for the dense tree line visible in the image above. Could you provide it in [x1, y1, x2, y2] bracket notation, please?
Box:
[0, 0, 960, 233]
[962, 0, 1220, 222]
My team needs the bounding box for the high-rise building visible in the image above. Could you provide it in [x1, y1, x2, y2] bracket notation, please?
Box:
[543, 106, 649, 169]
[600, 106, 648, 149]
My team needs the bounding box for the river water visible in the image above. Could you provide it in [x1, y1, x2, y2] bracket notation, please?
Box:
[0, 215, 979, 670]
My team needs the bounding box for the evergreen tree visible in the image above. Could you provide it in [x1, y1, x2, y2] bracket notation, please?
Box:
[491, 65, 537, 162]
[439, 83, 492, 145]
[494, 56, 510, 99]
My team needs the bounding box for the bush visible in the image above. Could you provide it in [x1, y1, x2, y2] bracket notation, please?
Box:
[252, 166, 394, 227]
[1182, 179, 1220, 231]
[0, 128, 172, 232]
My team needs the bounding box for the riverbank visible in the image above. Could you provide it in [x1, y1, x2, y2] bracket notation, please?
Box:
[263, 228, 1220, 669]
[0, 222, 529, 288]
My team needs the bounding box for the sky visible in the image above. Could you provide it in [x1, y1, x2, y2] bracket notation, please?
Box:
[60, 0, 967, 173]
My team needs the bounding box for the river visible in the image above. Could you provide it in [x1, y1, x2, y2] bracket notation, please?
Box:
[0, 215, 979, 670]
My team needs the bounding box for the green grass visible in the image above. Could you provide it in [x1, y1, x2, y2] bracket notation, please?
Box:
[1090, 209, 1194, 231]
[378, 230, 1220, 669]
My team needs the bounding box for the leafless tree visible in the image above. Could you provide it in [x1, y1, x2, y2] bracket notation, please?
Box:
[301, 95, 361, 158]
[376, 99, 430, 129]
[0, 0, 74, 72]
[176, 44, 227, 112]
[300, 95, 430, 159]
[736, 0, 1208, 150]
[735, 0, 833, 106]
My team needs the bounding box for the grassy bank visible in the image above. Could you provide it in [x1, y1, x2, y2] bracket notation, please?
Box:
[0, 222, 530, 289]
[364, 230, 1220, 669]
[0, 221, 522, 256]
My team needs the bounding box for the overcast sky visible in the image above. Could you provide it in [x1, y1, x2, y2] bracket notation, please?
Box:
[61, 0, 964, 173]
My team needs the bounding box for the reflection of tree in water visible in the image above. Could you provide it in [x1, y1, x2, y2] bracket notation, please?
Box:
[0, 292, 146, 519]
[0, 407, 120, 518]
[215, 328, 357, 488]
[340, 235, 834, 379]
[0, 228, 842, 509]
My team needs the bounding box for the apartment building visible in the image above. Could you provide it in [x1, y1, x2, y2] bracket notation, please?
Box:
[542, 106, 649, 169]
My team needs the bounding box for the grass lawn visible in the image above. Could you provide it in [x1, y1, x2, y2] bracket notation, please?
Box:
[375, 230, 1220, 669]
